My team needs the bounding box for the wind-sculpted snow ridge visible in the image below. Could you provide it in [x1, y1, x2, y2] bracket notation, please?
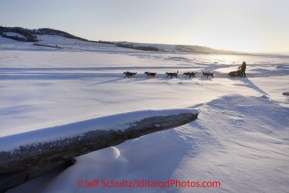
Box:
[0, 108, 198, 192]
[0, 109, 198, 152]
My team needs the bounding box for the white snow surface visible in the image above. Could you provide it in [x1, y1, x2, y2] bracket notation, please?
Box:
[1, 35, 289, 193]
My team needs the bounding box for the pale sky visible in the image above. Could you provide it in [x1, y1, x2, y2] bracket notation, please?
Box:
[1, 0, 289, 53]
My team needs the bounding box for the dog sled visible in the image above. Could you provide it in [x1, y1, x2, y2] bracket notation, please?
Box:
[228, 70, 242, 78]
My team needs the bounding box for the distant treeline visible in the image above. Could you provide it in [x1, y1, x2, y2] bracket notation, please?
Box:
[33, 43, 63, 49]
[176, 45, 241, 55]
[0, 26, 38, 42]
[0, 26, 89, 42]
[89, 40, 114, 44]
[116, 43, 160, 51]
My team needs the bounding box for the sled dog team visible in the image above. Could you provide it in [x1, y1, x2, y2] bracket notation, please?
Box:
[124, 61, 247, 79]
[123, 71, 215, 78]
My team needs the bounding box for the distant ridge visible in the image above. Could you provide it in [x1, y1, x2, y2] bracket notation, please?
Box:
[176, 45, 241, 55]
[0, 26, 89, 42]
[0, 26, 244, 54]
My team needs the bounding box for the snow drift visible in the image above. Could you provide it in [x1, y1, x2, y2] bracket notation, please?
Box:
[7, 95, 289, 193]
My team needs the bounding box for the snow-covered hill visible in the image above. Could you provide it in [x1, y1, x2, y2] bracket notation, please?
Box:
[0, 29, 289, 193]
[1, 27, 245, 54]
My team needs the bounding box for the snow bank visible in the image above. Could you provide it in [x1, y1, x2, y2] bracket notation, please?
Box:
[0, 108, 198, 152]
[8, 94, 288, 193]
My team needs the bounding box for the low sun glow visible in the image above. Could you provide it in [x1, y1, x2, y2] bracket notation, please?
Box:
[203, 39, 255, 53]
[188, 28, 260, 53]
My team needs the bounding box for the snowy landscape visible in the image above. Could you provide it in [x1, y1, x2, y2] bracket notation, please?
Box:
[1, 31, 289, 193]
